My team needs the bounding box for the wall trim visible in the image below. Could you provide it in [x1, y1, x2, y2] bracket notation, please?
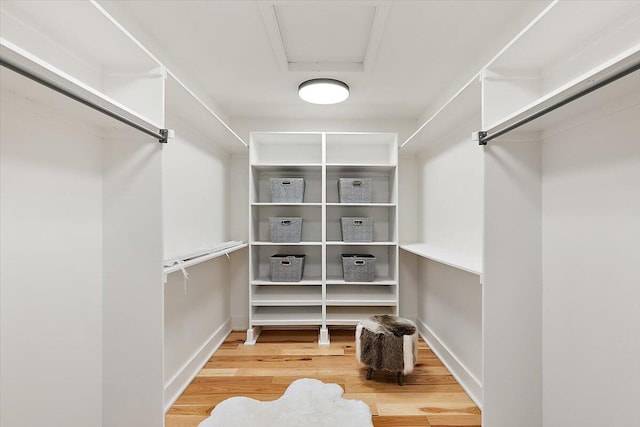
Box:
[416, 317, 483, 409]
[163, 317, 232, 412]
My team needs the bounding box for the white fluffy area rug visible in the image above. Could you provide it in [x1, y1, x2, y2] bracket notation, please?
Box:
[197, 378, 373, 427]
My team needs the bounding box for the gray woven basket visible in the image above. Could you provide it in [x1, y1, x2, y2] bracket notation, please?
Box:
[270, 178, 305, 203]
[342, 254, 376, 282]
[270, 254, 305, 282]
[338, 178, 372, 203]
[269, 217, 302, 243]
[341, 217, 373, 242]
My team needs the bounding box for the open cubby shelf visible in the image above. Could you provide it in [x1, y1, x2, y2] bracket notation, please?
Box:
[248, 132, 399, 345]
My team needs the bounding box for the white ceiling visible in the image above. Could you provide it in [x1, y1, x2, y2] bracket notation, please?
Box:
[103, 0, 551, 122]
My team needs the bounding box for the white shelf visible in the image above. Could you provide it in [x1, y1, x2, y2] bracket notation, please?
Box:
[250, 132, 323, 165]
[484, 46, 640, 136]
[326, 203, 396, 207]
[252, 202, 322, 206]
[400, 72, 481, 152]
[251, 163, 322, 171]
[251, 241, 322, 246]
[326, 306, 396, 326]
[251, 277, 323, 286]
[163, 243, 247, 275]
[326, 241, 397, 246]
[252, 306, 322, 326]
[326, 276, 396, 285]
[489, 2, 640, 74]
[326, 286, 396, 306]
[165, 74, 247, 152]
[401, 1, 640, 151]
[0, 38, 163, 133]
[400, 243, 482, 275]
[326, 163, 396, 170]
[252, 286, 322, 306]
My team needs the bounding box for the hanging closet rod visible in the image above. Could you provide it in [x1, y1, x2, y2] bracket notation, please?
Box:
[0, 56, 168, 144]
[478, 60, 640, 145]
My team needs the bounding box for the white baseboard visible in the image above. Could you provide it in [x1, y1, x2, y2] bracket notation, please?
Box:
[164, 317, 232, 412]
[416, 317, 483, 409]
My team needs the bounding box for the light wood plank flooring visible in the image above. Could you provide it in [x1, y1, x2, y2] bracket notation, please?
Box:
[166, 329, 481, 427]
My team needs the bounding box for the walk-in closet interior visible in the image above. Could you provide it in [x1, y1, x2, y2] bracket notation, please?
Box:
[1, 1, 639, 426]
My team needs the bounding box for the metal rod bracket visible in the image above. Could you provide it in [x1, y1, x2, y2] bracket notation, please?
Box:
[159, 129, 169, 144]
[478, 131, 488, 146]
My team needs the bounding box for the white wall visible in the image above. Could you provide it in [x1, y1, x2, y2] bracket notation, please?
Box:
[417, 260, 483, 395]
[161, 111, 238, 408]
[229, 155, 250, 330]
[398, 155, 418, 320]
[541, 89, 640, 426]
[102, 131, 164, 427]
[163, 114, 232, 258]
[483, 136, 542, 427]
[163, 255, 232, 408]
[0, 73, 104, 427]
[412, 115, 484, 405]
[416, 120, 483, 258]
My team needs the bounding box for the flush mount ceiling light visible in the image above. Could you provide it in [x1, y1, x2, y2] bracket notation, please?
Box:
[298, 78, 349, 104]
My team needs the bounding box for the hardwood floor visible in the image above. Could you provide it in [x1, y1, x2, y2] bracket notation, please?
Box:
[166, 329, 481, 427]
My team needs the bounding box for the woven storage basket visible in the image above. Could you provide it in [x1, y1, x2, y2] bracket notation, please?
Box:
[269, 217, 302, 243]
[342, 254, 376, 282]
[270, 178, 304, 203]
[270, 254, 305, 282]
[338, 178, 372, 203]
[341, 217, 373, 242]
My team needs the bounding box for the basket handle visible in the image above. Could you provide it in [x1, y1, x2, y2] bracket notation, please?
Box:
[353, 220, 364, 226]
[280, 220, 291, 226]
[281, 180, 292, 186]
[354, 260, 366, 265]
[280, 260, 291, 265]
[352, 180, 363, 187]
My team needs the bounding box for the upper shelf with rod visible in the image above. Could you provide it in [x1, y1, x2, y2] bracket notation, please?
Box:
[1, 0, 165, 126]
[0, 0, 248, 150]
[401, 0, 640, 151]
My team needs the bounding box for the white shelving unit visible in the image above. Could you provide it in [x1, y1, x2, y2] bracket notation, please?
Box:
[247, 132, 399, 345]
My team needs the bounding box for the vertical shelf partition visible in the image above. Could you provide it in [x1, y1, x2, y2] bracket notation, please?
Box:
[247, 132, 399, 345]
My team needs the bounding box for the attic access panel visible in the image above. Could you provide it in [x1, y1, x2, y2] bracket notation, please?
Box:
[259, 2, 389, 72]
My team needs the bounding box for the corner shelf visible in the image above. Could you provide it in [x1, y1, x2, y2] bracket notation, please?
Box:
[400, 243, 482, 276]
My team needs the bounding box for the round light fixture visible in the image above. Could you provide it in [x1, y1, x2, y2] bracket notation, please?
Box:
[298, 78, 349, 104]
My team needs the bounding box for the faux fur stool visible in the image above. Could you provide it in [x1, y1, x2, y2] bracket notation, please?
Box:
[355, 315, 418, 385]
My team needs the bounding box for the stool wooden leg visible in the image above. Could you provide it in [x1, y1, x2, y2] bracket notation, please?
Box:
[366, 367, 373, 380]
[397, 372, 403, 386]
